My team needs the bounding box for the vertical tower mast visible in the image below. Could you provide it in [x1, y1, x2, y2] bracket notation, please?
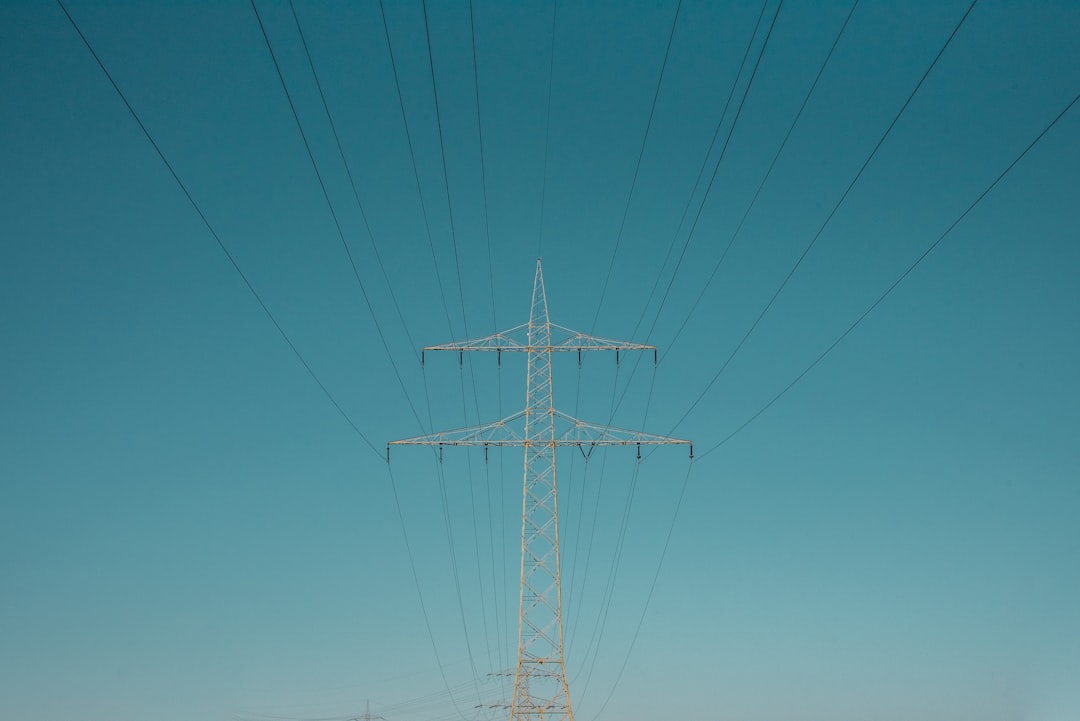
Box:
[390, 260, 691, 721]
[512, 260, 572, 719]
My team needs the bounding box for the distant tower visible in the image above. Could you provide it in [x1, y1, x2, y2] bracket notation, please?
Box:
[353, 700, 383, 721]
[391, 260, 690, 720]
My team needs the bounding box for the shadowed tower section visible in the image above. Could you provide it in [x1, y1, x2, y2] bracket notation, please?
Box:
[390, 259, 691, 720]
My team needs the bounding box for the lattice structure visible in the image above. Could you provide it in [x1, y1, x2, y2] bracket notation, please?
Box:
[390, 260, 690, 721]
[353, 700, 384, 721]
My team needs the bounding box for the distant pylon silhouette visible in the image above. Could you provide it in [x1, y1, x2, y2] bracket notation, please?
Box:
[353, 699, 384, 721]
[391, 259, 690, 720]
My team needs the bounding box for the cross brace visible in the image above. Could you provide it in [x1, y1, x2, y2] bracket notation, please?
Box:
[388, 259, 690, 721]
[389, 409, 691, 458]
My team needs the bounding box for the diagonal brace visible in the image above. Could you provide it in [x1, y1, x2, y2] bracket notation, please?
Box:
[388, 408, 691, 457]
[422, 323, 659, 365]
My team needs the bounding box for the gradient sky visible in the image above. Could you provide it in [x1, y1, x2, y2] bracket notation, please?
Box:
[2, 1, 1078, 720]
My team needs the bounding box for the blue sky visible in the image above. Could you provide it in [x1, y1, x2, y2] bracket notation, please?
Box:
[2, 1, 1078, 720]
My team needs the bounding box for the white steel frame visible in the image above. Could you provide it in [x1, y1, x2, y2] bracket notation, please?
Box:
[390, 260, 690, 721]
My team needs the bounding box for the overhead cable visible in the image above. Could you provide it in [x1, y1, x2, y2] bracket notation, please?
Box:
[571, 0, 782, 707]
[699, 91, 1080, 459]
[667, 0, 981, 437]
[467, 0, 510, 684]
[54, 0, 383, 461]
[590, 0, 684, 333]
[420, 0, 496, 683]
[249, 0, 429, 433]
[286, 0, 424, 363]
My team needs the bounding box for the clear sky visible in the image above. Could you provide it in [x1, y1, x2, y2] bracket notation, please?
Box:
[2, 1, 1078, 720]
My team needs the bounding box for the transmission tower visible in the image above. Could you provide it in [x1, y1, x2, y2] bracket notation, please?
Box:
[353, 700, 384, 721]
[390, 259, 690, 721]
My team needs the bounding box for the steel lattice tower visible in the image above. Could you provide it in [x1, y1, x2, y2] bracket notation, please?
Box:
[353, 701, 384, 721]
[390, 260, 690, 721]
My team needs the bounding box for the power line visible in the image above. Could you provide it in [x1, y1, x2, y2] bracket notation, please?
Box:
[246, 29, 485, 693]
[57, 11, 476, 713]
[286, 0, 424, 364]
[576, 1, 862, 708]
[276, 27, 482, 680]
[569, 0, 782, 705]
[562, 432, 594, 631]
[594, 4, 1063, 715]
[429, 450, 486, 704]
[699, 90, 1080, 459]
[608, 0, 853, 422]
[644, 0, 785, 347]
[377, 1, 494, 701]
[420, 0, 496, 683]
[420, 0, 474, 348]
[561, 0, 698, 666]
[248, 0, 429, 434]
[626, 0, 775, 345]
[385, 464, 475, 721]
[658, 0, 859, 357]
[53, 0, 383, 462]
[588, 462, 695, 721]
[590, 53, 1077, 721]
[597, 8, 981, 686]
[62, 2, 484, 715]
[590, 0, 684, 333]
[377, 0, 458, 341]
[668, 0, 981, 437]
[582, 0, 773, 441]
[572, 458, 644, 700]
[469, 0, 498, 337]
[467, 0, 510, 685]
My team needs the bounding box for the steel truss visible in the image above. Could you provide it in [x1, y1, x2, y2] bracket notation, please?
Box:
[390, 260, 690, 721]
